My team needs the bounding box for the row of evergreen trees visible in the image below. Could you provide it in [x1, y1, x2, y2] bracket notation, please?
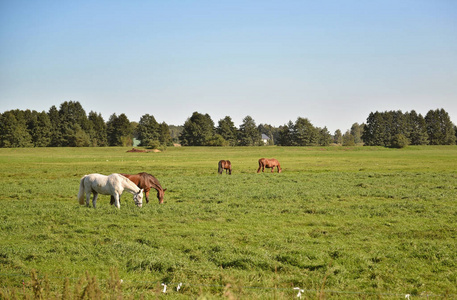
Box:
[0, 101, 455, 148]
[177, 112, 336, 146]
[0, 101, 172, 148]
[362, 109, 456, 147]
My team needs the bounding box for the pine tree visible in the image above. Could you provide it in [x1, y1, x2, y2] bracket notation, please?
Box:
[333, 129, 343, 144]
[216, 116, 237, 146]
[0, 111, 32, 147]
[425, 109, 456, 145]
[88, 111, 108, 146]
[238, 116, 261, 146]
[406, 110, 428, 145]
[277, 122, 294, 146]
[293, 117, 317, 146]
[180, 112, 215, 146]
[137, 114, 160, 147]
[318, 127, 332, 146]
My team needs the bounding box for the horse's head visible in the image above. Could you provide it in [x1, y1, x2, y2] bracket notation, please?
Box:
[134, 189, 144, 207]
[157, 188, 167, 204]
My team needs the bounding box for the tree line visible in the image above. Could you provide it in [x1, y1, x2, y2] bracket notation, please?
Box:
[0, 101, 456, 148]
[362, 109, 456, 147]
[0, 101, 172, 148]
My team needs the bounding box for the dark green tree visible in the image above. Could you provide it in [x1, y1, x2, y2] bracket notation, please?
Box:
[47, 105, 62, 147]
[58, 101, 91, 146]
[362, 112, 386, 146]
[29, 111, 52, 147]
[137, 114, 160, 147]
[71, 124, 91, 147]
[158, 122, 173, 147]
[405, 110, 428, 145]
[216, 116, 237, 146]
[88, 111, 108, 146]
[333, 129, 343, 144]
[380, 111, 395, 147]
[238, 116, 261, 146]
[317, 127, 332, 146]
[107, 113, 133, 146]
[363, 111, 402, 147]
[277, 122, 294, 146]
[0, 111, 32, 147]
[179, 112, 215, 146]
[293, 117, 317, 146]
[425, 109, 456, 145]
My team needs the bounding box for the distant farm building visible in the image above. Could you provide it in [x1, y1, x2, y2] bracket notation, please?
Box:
[261, 134, 271, 145]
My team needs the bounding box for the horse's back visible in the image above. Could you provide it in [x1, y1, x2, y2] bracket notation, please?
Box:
[269, 158, 279, 165]
[267, 158, 279, 167]
[86, 173, 123, 195]
[226, 160, 232, 169]
[219, 160, 231, 167]
[218, 160, 232, 170]
[85, 173, 109, 185]
[259, 158, 279, 167]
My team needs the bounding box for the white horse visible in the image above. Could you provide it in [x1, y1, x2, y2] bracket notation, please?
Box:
[77, 173, 144, 209]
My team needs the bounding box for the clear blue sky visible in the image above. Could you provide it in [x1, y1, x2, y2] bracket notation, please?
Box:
[1, 0, 456, 133]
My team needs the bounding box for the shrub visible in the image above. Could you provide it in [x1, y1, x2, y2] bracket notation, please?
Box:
[390, 134, 409, 148]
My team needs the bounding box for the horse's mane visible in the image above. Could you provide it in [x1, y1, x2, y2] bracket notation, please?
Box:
[138, 172, 164, 192]
[117, 174, 140, 192]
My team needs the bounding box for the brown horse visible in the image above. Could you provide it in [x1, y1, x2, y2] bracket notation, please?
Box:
[110, 172, 166, 204]
[218, 160, 232, 175]
[257, 158, 282, 173]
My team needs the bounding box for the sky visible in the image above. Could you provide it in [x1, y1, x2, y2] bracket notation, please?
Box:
[1, 0, 456, 133]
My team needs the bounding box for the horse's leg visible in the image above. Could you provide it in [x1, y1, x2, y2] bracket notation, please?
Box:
[257, 162, 262, 173]
[145, 189, 150, 203]
[113, 193, 120, 209]
[110, 195, 115, 205]
[85, 192, 91, 207]
[92, 192, 98, 208]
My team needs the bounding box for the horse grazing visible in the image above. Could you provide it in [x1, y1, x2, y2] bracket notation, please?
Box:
[110, 172, 166, 204]
[257, 158, 282, 173]
[218, 160, 232, 175]
[78, 173, 144, 209]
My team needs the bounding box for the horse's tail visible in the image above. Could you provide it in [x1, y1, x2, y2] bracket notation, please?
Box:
[218, 160, 223, 174]
[77, 176, 87, 205]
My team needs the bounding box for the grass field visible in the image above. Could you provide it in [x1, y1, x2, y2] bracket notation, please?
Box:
[0, 146, 456, 299]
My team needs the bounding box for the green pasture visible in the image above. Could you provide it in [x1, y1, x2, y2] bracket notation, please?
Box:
[0, 146, 456, 299]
